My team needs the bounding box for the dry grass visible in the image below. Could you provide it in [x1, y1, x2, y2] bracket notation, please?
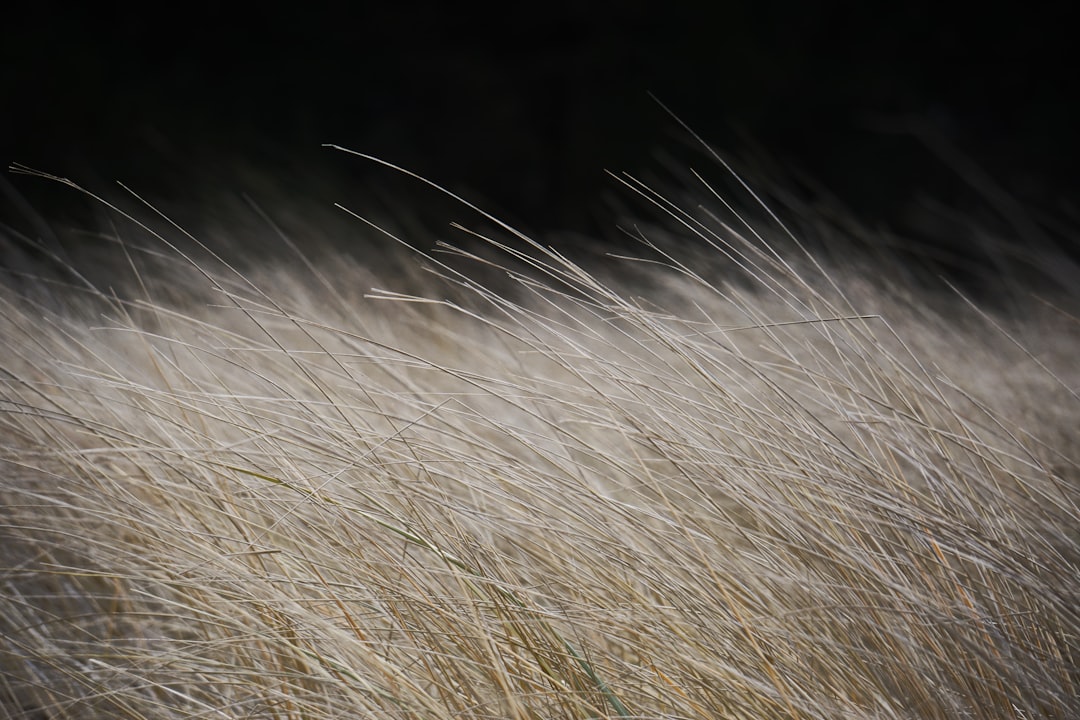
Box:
[1, 154, 1077, 719]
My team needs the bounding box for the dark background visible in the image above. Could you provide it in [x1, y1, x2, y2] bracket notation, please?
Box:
[2, 2, 1076, 261]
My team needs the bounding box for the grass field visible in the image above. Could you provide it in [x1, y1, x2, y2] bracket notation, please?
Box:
[1, 149, 1078, 719]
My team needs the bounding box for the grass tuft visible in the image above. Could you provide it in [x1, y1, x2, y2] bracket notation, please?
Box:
[1, 150, 1077, 719]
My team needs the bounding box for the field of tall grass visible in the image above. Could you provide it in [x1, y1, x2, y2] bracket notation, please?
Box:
[2, 144, 1078, 719]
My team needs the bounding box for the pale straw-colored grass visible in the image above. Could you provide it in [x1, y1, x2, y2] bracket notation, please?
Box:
[1, 153, 1077, 719]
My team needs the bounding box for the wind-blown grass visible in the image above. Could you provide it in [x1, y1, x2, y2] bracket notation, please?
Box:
[1, 152, 1077, 719]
